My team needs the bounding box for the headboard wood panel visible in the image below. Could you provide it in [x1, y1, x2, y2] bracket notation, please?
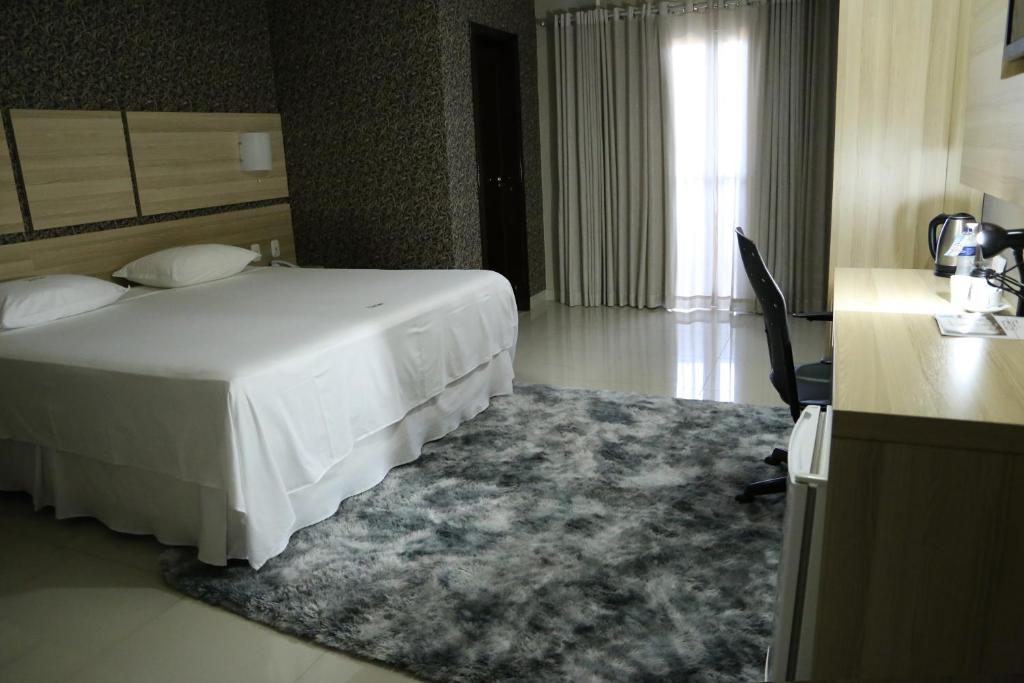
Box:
[10, 110, 137, 229]
[127, 112, 289, 216]
[0, 119, 23, 234]
[0, 204, 295, 282]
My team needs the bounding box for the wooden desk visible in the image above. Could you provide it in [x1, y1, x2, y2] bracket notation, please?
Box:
[811, 268, 1024, 679]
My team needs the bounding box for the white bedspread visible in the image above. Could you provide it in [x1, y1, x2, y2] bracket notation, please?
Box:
[0, 267, 518, 566]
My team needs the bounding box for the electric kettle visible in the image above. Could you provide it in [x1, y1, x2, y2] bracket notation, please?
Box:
[928, 212, 977, 277]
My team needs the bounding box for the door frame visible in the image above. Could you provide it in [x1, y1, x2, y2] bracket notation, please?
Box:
[469, 21, 531, 309]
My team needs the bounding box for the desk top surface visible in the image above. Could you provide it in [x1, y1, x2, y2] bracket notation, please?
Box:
[832, 268, 1024, 449]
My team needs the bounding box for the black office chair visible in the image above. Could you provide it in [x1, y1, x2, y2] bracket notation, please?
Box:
[734, 227, 832, 503]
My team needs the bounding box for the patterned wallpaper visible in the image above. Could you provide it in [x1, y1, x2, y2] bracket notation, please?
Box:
[0, 1, 277, 113]
[439, 0, 546, 294]
[0, 0, 278, 245]
[270, 0, 546, 293]
[268, 1, 453, 270]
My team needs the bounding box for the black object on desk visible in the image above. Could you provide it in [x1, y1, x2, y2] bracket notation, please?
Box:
[976, 222, 1024, 317]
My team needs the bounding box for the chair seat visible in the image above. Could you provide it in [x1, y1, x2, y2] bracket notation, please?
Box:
[796, 361, 832, 405]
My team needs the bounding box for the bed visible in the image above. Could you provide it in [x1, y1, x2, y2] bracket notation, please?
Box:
[0, 266, 518, 567]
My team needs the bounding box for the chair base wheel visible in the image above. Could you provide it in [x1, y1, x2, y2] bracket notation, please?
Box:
[736, 475, 787, 503]
[764, 447, 788, 467]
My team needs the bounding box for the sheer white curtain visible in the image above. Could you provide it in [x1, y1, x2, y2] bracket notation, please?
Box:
[662, 4, 766, 312]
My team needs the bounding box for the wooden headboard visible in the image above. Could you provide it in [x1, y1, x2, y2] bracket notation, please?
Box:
[0, 119, 23, 234]
[0, 109, 297, 282]
[127, 111, 288, 215]
[10, 109, 137, 230]
[0, 204, 296, 282]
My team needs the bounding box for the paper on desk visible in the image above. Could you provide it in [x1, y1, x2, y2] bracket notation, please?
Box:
[994, 315, 1024, 338]
[935, 313, 1024, 339]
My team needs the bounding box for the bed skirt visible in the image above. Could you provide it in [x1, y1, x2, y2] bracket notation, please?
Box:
[0, 350, 514, 568]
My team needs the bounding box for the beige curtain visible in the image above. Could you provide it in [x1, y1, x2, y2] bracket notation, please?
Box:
[751, 0, 839, 313]
[553, 7, 671, 308]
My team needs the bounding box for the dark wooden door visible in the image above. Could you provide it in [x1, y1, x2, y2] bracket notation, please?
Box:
[471, 23, 530, 311]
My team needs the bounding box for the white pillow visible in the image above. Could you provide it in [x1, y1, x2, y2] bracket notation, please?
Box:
[113, 244, 257, 288]
[0, 275, 128, 330]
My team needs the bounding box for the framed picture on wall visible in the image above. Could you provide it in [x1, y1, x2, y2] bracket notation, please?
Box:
[1005, 0, 1024, 70]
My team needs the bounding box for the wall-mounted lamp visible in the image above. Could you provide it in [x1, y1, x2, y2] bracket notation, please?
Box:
[239, 132, 272, 172]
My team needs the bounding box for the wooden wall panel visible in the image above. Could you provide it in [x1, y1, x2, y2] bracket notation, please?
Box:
[828, 0, 982, 293]
[944, 0, 987, 219]
[0, 119, 23, 234]
[10, 110, 137, 229]
[0, 204, 295, 282]
[961, 0, 1024, 205]
[127, 112, 288, 216]
[812, 436, 1024, 679]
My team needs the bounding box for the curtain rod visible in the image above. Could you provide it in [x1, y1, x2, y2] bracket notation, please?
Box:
[535, 0, 769, 27]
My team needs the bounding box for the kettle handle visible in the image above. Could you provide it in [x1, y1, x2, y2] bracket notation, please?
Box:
[928, 214, 948, 259]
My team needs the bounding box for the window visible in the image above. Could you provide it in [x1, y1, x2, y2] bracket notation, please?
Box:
[668, 25, 751, 311]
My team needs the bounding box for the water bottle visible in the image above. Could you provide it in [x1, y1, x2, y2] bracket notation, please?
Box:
[948, 225, 978, 309]
[955, 226, 978, 276]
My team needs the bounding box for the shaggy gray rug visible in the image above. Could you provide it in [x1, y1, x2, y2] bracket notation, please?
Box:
[161, 384, 790, 682]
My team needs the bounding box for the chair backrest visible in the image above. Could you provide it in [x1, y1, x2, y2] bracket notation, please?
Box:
[735, 227, 801, 421]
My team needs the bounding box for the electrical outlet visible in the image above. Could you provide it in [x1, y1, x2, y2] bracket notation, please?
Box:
[270, 239, 281, 258]
[250, 243, 262, 260]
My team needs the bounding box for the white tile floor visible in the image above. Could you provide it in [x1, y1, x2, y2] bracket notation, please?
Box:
[0, 300, 829, 682]
[515, 299, 829, 405]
